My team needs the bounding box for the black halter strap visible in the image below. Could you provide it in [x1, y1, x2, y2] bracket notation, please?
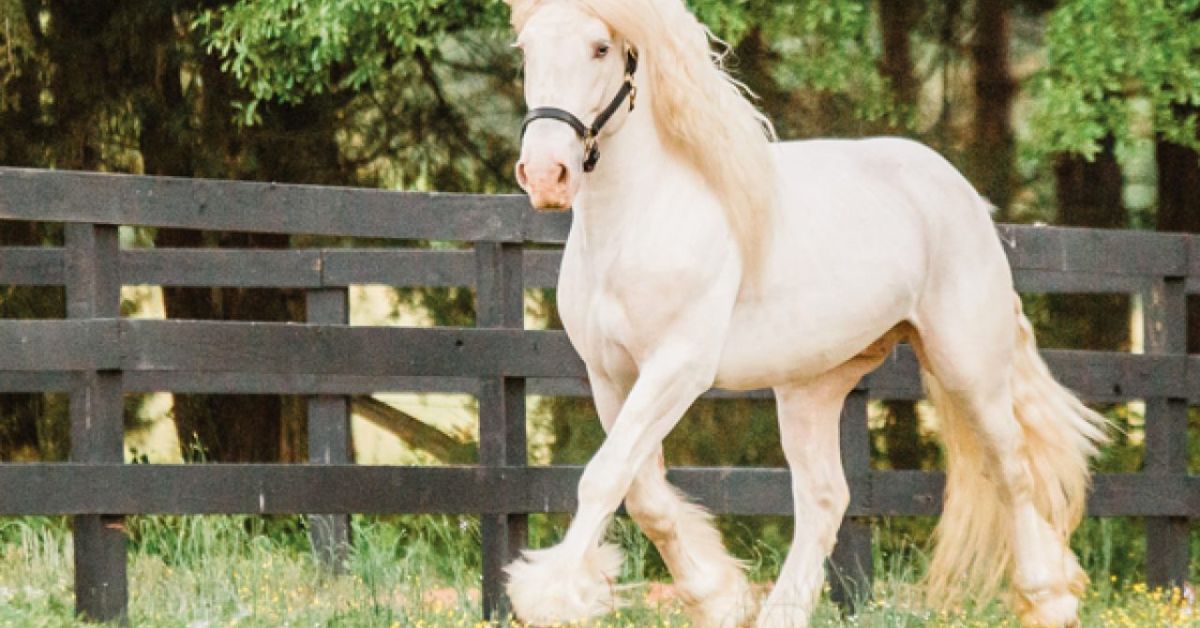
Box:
[521, 49, 638, 173]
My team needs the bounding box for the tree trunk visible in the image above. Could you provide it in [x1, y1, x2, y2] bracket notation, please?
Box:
[969, 0, 1017, 217]
[1155, 122, 1200, 353]
[0, 2, 100, 461]
[878, 0, 922, 123]
[1049, 139, 1128, 351]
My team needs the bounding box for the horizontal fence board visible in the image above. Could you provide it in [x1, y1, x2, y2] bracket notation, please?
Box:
[0, 247, 63, 284]
[0, 168, 560, 243]
[0, 169, 1192, 271]
[0, 320, 1188, 400]
[1013, 270, 1153, 294]
[865, 471, 1200, 517]
[523, 211, 572, 244]
[4, 246, 557, 289]
[0, 320, 118, 370]
[0, 464, 1191, 517]
[1190, 239, 1200, 283]
[123, 249, 323, 288]
[1044, 349, 1187, 399]
[0, 464, 504, 515]
[321, 249, 475, 287]
[861, 345, 1183, 401]
[2, 235, 1194, 292]
[0, 372, 77, 392]
[121, 320, 587, 378]
[123, 373, 485, 395]
[997, 224, 1188, 277]
[119, 372, 774, 400]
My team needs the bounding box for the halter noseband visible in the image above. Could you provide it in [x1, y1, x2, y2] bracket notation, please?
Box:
[521, 49, 638, 173]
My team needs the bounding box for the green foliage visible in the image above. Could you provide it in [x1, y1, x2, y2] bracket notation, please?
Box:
[196, 0, 509, 124]
[201, 0, 903, 130]
[767, 1, 902, 126]
[1028, 0, 1200, 163]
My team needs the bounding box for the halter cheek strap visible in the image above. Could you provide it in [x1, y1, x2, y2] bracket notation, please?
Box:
[521, 48, 639, 173]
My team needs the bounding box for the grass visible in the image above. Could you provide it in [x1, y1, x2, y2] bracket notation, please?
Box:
[0, 515, 1196, 626]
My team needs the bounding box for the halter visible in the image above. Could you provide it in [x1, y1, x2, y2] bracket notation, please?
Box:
[521, 48, 638, 173]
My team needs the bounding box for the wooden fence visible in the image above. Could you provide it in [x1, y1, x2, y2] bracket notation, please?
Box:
[0, 166, 1196, 622]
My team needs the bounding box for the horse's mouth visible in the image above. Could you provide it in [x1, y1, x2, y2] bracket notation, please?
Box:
[530, 200, 572, 212]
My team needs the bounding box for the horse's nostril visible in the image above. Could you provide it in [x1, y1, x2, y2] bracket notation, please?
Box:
[556, 163, 568, 185]
[516, 162, 529, 186]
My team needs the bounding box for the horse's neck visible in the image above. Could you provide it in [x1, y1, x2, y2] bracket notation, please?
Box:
[573, 93, 676, 248]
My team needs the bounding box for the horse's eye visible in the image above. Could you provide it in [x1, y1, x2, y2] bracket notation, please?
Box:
[594, 43, 610, 59]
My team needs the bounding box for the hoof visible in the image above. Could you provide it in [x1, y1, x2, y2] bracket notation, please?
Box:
[505, 542, 624, 625]
[756, 586, 815, 628]
[1015, 552, 1086, 627]
[685, 572, 759, 628]
[1017, 589, 1080, 627]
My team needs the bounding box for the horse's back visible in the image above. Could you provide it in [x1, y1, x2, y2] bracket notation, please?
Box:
[770, 136, 1008, 288]
[772, 136, 989, 224]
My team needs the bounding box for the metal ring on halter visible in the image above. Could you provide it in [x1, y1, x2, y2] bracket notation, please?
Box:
[520, 48, 639, 173]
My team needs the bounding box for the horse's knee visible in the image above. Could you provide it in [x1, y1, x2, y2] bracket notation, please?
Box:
[578, 450, 636, 506]
[624, 477, 677, 541]
[799, 474, 849, 547]
[826, 478, 850, 518]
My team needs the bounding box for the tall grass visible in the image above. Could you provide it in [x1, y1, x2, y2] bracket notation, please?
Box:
[0, 514, 1194, 626]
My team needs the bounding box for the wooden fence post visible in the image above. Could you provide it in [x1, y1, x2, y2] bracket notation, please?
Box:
[1143, 276, 1190, 589]
[306, 286, 353, 571]
[475, 241, 528, 620]
[65, 223, 127, 623]
[829, 389, 872, 611]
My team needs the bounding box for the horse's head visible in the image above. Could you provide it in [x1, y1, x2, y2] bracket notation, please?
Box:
[509, 0, 634, 210]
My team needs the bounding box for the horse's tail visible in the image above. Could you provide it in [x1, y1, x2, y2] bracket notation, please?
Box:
[923, 296, 1108, 608]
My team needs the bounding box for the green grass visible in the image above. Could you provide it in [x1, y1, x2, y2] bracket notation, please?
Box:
[0, 515, 1196, 626]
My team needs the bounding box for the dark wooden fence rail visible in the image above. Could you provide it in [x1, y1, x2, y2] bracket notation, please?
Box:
[0, 167, 1196, 621]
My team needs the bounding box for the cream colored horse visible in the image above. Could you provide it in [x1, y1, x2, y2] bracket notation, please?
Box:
[503, 1, 1107, 626]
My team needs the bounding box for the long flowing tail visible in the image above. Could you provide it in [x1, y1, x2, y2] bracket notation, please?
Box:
[923, 296, 1109, 608]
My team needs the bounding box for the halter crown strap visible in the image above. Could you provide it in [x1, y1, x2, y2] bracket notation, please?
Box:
[521, 48, 638, 173]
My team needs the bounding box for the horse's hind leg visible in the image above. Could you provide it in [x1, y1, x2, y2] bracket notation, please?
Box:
[915, 294, 1101, 627]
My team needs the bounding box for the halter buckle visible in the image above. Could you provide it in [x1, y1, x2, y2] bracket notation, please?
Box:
[582, 132, 600, 173]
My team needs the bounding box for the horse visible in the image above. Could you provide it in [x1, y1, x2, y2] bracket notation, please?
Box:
[501, 1, 1107, 626]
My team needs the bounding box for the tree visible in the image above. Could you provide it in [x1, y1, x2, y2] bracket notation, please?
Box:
[0, 1, 358, 461]
[1026, 0, 1200, 353]
[1027, 0, 1200, 162]
[969, 0, 1017, 216]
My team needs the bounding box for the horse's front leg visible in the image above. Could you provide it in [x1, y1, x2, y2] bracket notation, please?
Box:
[505, 350, 717, 625]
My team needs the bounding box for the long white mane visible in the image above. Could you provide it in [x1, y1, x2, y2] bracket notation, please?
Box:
[512, 0, 779, 278]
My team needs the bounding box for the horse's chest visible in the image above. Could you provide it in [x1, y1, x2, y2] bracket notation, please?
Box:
[559, 257, 700, 378]
[557, 211, 735, 377]
[558, 275, 641, 378]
